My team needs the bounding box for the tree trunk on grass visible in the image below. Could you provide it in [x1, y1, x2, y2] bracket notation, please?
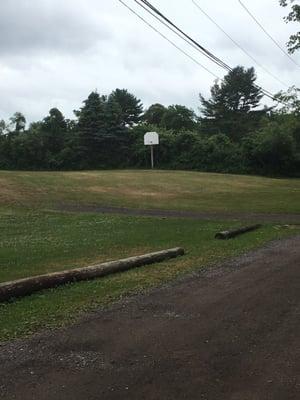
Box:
[215, 224, 262, 240]
[0, 247, 185, 302]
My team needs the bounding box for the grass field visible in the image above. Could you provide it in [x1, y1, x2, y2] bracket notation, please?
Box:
[0, 170, 299, 341]
[1, 170, 300, 213]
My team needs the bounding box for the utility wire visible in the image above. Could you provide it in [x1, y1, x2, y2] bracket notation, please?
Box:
[192, 0, 289, 88]
[136, 0, 283, 95]
[117, 0, 220, 79]
[135, 0, 280, 100]
[117, 0, 282, 102]
[133, 0, 220, 66]
[238, 0, 300, 68]
[137, 0, 232, 70]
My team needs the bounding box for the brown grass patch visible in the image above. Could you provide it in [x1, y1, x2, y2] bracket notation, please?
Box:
[88, 186, 176, 199]
[0, 178, 23, 205]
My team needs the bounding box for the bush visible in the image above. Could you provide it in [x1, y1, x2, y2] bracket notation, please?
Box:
[242, 122, 298, 175]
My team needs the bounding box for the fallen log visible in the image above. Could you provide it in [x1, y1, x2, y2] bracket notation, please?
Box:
[215, 224, 262, 240]
[0, 247, 185, 302]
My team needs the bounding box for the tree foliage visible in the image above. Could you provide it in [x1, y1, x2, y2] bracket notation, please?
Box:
[0, 120, 7, 136]
[280, 0, 300, 53]
[274, 86, 300, 114]
[161, 105, 196, 131]
[200, 66, 265, 140]
[143, 103, 166, 125]
[0, 77, 299, 176]
[108, 89, 143, 127]
[9, 112, 26, 133]
[143, 104, 196, 131]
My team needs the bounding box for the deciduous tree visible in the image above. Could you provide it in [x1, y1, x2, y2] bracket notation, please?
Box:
[161, 105, 196, 131]
[143, 103, 166, 125]
[9, 112, 26, 133]
[280, 0, 300, 53]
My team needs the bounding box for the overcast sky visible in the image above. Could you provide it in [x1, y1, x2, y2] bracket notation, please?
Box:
[0, 0, 299, 123]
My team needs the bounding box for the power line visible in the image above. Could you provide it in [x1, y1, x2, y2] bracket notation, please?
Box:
[134, 0, 280, 101]
[133, 0, 220, 67]
[117, 0, 282, 102]
[138, 0, 286, 92]
[238, 0, 300, 68]
[192, 0, 289, 88]
[117, 0, 220, 79]
[136, 0, 232, 71]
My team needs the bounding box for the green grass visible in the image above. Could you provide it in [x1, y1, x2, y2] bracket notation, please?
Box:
[0, 210, 283, 283]
[1, 169, 299, 341]
[1, 170, 300, 213]
[1, 209, 299, 341]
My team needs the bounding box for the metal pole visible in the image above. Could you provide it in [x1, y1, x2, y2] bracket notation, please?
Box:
[150, 145, 154, 169]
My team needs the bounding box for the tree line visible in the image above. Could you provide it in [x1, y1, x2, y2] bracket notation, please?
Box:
[0, 66, 299, 176]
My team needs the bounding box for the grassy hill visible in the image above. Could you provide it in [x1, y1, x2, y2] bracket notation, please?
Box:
[1, 170, 299, 341]
[1, 170, 300, 213]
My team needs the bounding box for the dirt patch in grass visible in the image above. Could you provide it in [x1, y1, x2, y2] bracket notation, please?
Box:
[57, 204, 300, 224]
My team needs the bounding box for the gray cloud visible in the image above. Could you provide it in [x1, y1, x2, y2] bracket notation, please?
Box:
[0, 0, 111, 56]
[0, 0, 299, 122]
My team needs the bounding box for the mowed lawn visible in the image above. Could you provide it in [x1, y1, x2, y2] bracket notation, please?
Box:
[1, 170, 300, 213]
[1, 210, 297, 341]
[0, 170, 299, 341]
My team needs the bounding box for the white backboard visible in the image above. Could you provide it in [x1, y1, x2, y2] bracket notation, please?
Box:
[144, 132, 159, 146]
